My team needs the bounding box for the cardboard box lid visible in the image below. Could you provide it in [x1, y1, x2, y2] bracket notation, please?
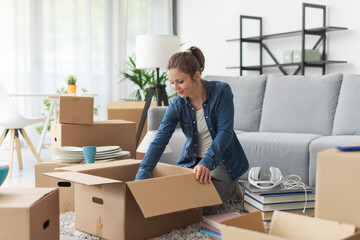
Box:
[43, 171, 122, 186]
[0, 188, 58, 208]
[127, 173, 222, 218]
[220, 211, 356, 240]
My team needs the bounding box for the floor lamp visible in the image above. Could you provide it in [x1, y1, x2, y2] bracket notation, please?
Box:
[135, 35, 180, 147]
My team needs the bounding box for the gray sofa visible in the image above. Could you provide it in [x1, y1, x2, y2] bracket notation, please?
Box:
[147, 73, 360, 187]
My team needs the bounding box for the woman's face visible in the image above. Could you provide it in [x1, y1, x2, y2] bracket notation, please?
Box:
[167, 68, 200, 98]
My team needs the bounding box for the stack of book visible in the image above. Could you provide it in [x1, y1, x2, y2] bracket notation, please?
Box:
[200, 212, 240, 240]
[241, 182, 315, 229]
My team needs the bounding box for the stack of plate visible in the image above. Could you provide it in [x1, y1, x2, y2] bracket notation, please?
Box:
[53, 146, 130, 163]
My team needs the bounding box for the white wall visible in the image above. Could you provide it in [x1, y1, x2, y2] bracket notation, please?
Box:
[177, 0, 360, 76]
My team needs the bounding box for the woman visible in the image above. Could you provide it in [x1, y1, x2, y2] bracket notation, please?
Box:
[135, 46, 248, 214]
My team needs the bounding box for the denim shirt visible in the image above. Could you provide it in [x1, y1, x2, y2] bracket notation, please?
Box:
[135, 80, 249, 181]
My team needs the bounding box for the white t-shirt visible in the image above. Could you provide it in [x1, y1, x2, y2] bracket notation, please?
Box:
[196, 108, 213, 158]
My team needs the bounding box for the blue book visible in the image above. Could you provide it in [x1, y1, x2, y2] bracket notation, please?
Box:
[200, 229, 222, 239]
[244, 201, 315, 221]
[337, 145, 360, 151]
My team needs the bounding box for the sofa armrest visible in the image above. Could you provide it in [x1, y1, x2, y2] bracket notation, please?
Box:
[148, 106, 168, 130]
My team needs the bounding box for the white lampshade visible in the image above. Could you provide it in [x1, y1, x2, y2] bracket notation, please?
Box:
[136, 130, 172, 154]
[136, 35, 180, 69]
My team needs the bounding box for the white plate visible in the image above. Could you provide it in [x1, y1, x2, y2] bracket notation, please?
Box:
[54, 149, 123, 159]
[55, 146, 121, 154]
[54, 151, 130, 162]
[55, 146, 83, 153]
[96, 146, 121, 153]
[95, 151, 130, 160]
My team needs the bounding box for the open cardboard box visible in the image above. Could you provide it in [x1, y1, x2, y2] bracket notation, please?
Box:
[0, 188, 59, 240]
[44, 160, 222, 240]
[220, 211, 360, 240]
[35, 155, 131, 213]
[316, 146, 360, 228]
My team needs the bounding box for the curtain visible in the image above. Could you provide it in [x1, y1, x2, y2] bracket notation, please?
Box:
[0, 0, 173, 142]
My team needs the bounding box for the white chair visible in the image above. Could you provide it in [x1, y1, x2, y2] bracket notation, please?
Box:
[0, 82, 44, 177]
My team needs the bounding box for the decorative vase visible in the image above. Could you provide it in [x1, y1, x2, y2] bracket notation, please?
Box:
[67, 84, 77, 94]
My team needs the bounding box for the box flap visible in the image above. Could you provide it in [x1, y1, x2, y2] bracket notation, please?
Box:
[0, 188, 57, 208]
[127, 173, 222, 218]
[55, 159, 140, 172]
[221, 211, 266, 233]
[270, 211, 356, 239]
[43, 171, 122, 186]
[220, 212, 285, 240]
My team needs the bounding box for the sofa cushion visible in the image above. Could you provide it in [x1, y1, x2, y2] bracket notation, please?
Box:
[238, 132, 322, 185]
[333, 73, 360, 135]
[203, 75, 267, 132]
[309, 136, 360, 186]
[259, 73, 342, 136]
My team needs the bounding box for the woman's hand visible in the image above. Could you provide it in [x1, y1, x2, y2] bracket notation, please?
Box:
[193, 164, 211, 184]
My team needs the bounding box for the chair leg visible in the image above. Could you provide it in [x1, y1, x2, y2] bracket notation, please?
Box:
[20, 129, 42, 163]
[14, 130, 23, 169]
[8, 129, 15, 178]
[0, 129, 8, 147]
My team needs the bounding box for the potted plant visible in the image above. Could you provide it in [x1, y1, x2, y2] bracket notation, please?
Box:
[66, 75, 77, 94]
[120, 56, 175, 101]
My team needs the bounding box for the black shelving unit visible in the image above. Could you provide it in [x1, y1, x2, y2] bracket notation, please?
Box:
[227, 3, 348, 75]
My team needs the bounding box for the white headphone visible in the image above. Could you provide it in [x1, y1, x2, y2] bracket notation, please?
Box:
[248, 167, 283, 189]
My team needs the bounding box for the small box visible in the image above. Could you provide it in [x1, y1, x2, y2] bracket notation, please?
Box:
[0, 188, 59, 240]
[292, 49, 321, 62]
[60, 95, 94, 124]
[316, 146, 360, 227]
[45, 160, 222, 240]
[283, 50, 293, 64]
[220, 211, 360, 240]
[51, 120, 136, 157]
[35, 162, 75, 213]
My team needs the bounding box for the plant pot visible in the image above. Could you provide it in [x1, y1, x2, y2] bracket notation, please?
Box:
[67, 84, 77, 94]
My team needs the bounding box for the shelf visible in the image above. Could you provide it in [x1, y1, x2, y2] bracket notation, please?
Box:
[230, 3, 348, 75]
[226, 26, 348, 42]
[226, 60, 347, 70]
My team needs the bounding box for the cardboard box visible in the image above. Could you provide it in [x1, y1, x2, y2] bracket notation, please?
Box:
[107, 101, 157, 158]
[0, 188, 59, 240]
[51, 120, 136, 157]
[316, 147, 360, 227]
[60, 95, 94, 124]
[35, 156, 132, 213]
[45, 160, 222, 240]
[292, 49, 321, 62]
[220, 211, 360, 240]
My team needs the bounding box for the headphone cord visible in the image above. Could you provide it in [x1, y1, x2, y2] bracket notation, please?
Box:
[281, 175, 308, 213]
